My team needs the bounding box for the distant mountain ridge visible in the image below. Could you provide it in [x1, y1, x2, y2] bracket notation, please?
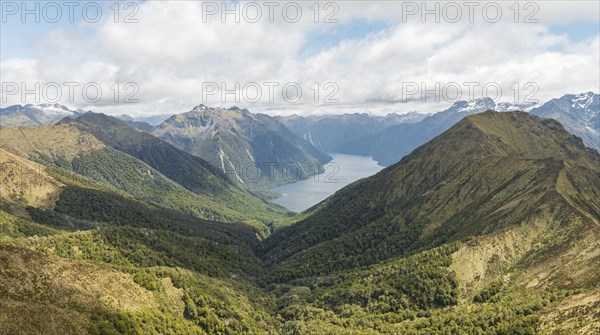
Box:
[0, 104, 171, 128]
[0, 103, 86, 126]
[276, 112, 428, 153]
[116, 113, 172, 126]
[337, 94, 598, 167]
[3, 92, 597, 167]
[340, 98, 537, 165]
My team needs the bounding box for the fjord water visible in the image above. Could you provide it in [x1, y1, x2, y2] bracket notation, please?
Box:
[270, 153, 384, 212]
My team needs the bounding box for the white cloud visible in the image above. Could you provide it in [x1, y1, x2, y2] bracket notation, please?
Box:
[1, 1, 598, 116]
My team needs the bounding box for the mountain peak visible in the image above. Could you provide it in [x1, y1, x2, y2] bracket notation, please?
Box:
[187, 104, 251, 117]
[58, 112, 142, 137]
[574, 91, 596, 99]
[28, 103, 90, 116]
[153, 104, 331, 189]
[530, 92, 599, 150]
[448, 97, 495, 113]
[569, 91, 598, 109]
[192, 104, 209, 111]
[0, 102, 84, 127]
[448, 98, 537, 114]
[467, 96, 494, 107]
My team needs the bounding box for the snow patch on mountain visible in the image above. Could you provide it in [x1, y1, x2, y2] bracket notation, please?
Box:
[0, 103, 86, 126]
[31, 103, 78, 117]
[453, 98, 537, 113]
[571, 91, 597, 110]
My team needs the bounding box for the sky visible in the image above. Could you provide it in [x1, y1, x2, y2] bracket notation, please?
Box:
[1, 0, 599, 117]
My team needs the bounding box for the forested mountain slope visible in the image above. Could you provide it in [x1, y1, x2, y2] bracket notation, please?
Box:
[1, 115, 289, 224]
[261, 111, 600, 278]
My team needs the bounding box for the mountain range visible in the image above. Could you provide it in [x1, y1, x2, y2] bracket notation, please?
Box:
[2, 93, 597, 170]
[337, 98, 538, 165]
[276, 112, 429, 153]
[329, 93, 598, 166]
[1, 107, 598, 334]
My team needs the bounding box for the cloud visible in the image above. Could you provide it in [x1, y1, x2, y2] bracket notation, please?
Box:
[1, 1, 598, 116]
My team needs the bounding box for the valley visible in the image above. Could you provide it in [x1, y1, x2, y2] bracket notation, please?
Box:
[1, 107, 599, 334]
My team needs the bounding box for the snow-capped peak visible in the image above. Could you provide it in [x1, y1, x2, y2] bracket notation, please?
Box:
[192, 104, 209, 111]
[25, 103, 77, 117]
[570, 92, 598, 110]
[495, 101, 538, 112]
[449, 98, 537, 113]
[452, 97, 495, 113]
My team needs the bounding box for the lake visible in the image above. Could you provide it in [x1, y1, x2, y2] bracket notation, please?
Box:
[270, 153, 384, 212]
